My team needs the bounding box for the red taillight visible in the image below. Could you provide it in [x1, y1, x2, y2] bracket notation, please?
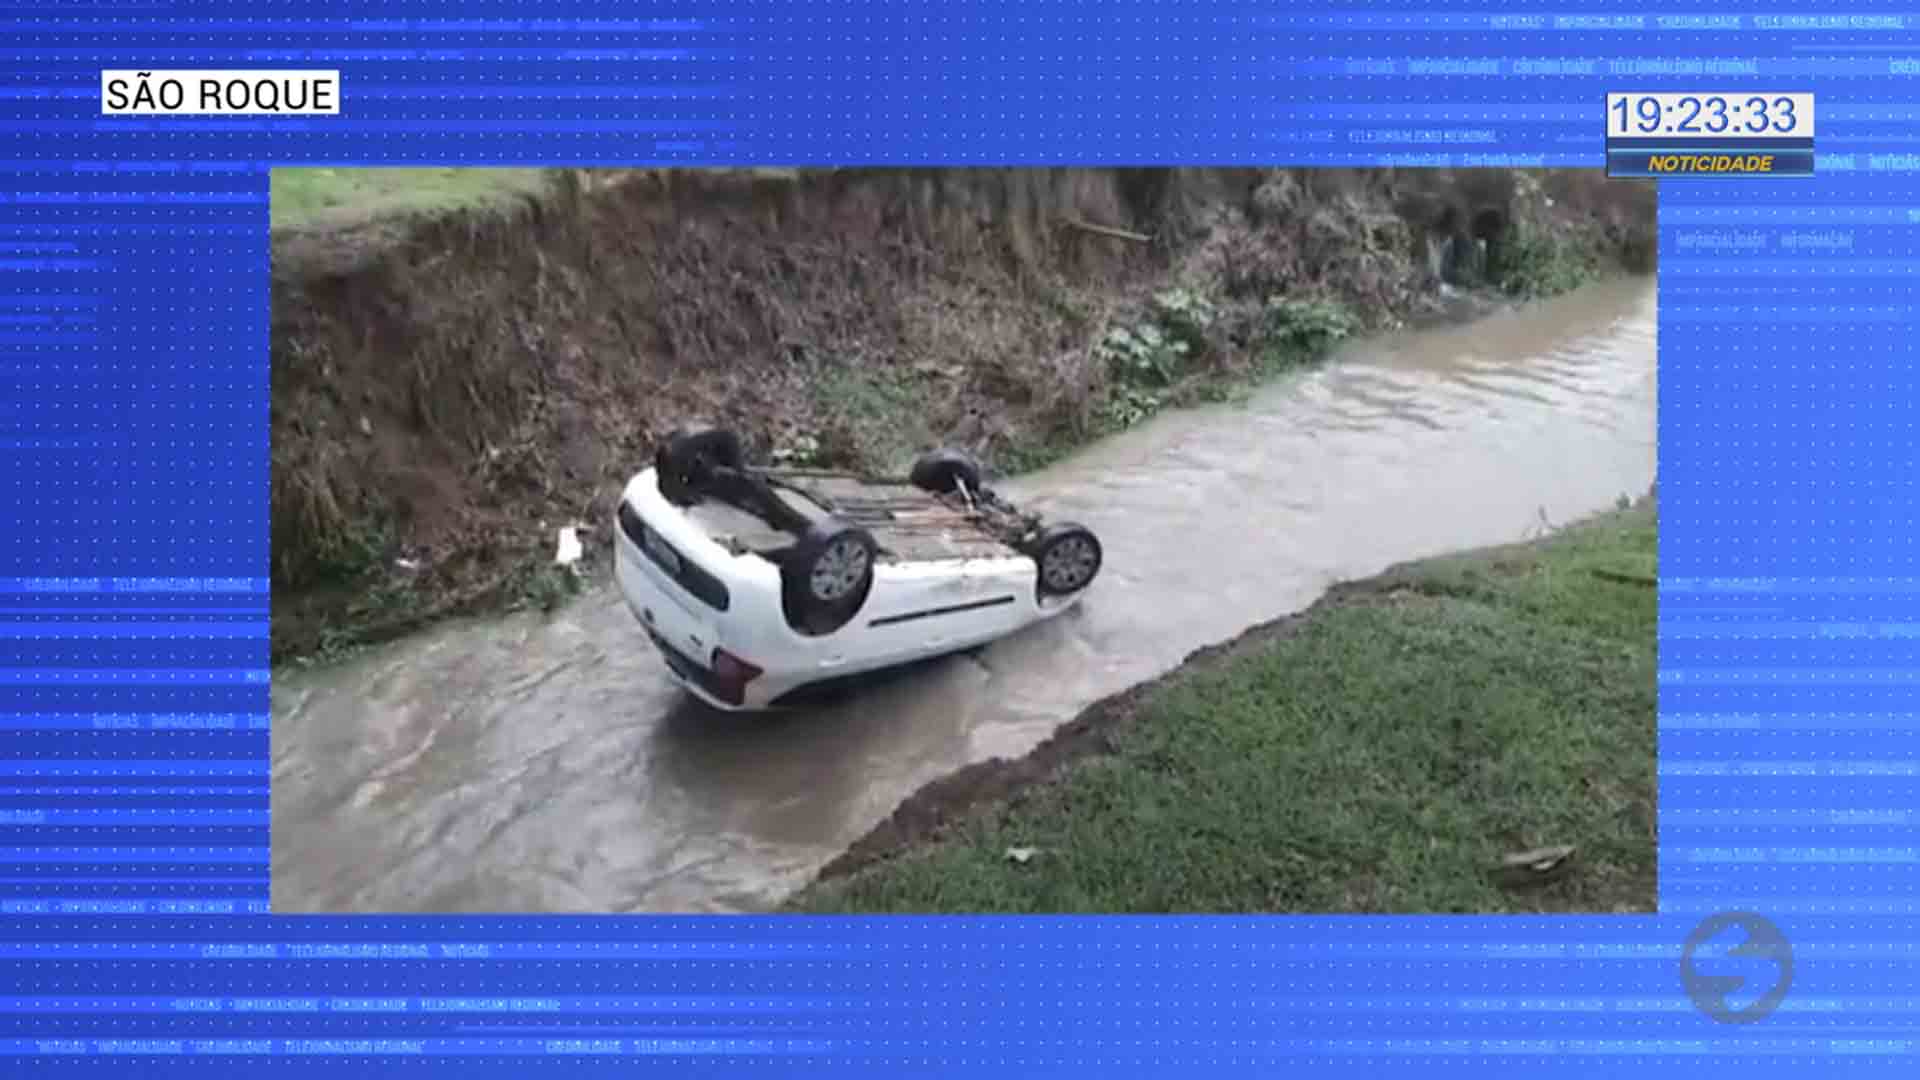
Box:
[710, 648, 763, 686]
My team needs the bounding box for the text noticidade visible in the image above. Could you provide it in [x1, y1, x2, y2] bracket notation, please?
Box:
[100, 70, 340, 115]
[1647, 153, 1778, 175]
[1604, 145, 1815, 179]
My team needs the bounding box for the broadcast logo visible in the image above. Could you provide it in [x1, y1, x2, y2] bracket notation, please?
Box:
[1679, 911, 1794, 1024]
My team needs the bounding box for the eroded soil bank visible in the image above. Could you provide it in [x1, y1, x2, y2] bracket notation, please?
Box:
[270, 167, 1655, 662]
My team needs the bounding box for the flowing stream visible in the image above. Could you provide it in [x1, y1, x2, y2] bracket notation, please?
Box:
[271, 277, 1657, 914]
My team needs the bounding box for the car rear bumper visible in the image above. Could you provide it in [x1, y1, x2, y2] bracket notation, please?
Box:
[643, 625, 754, 711]
[613, 535, 791, 711]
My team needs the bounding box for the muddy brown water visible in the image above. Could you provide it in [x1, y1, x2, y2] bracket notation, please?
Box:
[271, 277, 1657, 914]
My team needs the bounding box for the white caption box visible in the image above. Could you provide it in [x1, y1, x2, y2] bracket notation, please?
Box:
[101, 70, 340, 116]
[1604, 92, 1814, 139]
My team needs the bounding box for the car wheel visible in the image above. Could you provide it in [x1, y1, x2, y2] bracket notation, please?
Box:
[908, 447, 984, 496]
[781, 521, 878, 634]
[656, 427, 745, 505]
[1031, 523, 1102, 597]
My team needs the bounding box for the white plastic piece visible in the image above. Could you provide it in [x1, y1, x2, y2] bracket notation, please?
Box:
[555, 526, 583, 569]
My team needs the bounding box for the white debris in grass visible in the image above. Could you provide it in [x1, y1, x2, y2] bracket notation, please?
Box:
[554, 526, 584, 570]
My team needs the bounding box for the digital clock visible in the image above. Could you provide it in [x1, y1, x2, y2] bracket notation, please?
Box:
[1605, 92, 1816, 139]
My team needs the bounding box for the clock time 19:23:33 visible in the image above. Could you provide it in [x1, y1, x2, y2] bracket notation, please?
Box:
[1607, 93, 1813, 137]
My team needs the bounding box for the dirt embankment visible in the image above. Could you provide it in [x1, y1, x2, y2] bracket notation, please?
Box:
[270, 167, 1657, 662]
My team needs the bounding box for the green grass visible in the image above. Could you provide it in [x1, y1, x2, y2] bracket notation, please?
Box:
[809, 365, 937, 473]
[1490, 219, 1602, 300]
[791, 499, 1657, 914]
[270, 167, 555, 230]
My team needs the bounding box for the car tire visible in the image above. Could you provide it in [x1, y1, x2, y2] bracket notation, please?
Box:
[781, 520, 879, 635]
[908, 447, 984, 496]
[1030, 522, 1103, 597]
[656, 427, 745, 506]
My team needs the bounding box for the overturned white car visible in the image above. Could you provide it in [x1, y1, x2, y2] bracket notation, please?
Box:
[613, 428, 1103, 710]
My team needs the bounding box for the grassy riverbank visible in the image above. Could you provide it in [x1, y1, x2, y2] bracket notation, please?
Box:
[791, 497, 1657, 914]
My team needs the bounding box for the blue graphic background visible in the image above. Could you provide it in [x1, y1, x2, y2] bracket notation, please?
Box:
[4, 0, 1919, 1073]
